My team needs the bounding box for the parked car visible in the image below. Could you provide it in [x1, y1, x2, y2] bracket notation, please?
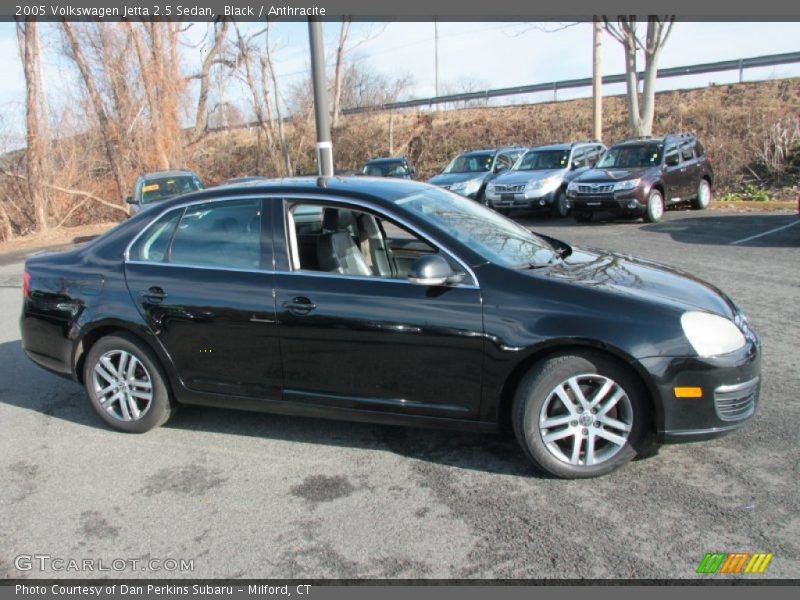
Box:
[127, 170, 205, 216]
[485, 141, 606, 217]
[567, 133, 714, 223]
[20, 177, 759, 479]
[362, 157, 415, 179]
[427, 147, 527, 203]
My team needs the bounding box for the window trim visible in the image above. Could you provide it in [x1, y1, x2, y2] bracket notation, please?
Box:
[278, 194, 479, 289]
[124, 194, 271, 273]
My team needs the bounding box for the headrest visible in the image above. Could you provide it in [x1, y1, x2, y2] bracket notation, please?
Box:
[322, 208, 355, 231]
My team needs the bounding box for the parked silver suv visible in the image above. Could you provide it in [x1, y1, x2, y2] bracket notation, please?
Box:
[485, 141, 606, 217]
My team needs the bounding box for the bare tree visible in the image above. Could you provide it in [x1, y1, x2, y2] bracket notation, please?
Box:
[592, 17, 603, 141]
[189, 19, 231, 141]
[603, 16, 675, 137]
[262, 24, 292, 175]
[16, 19, 49, 231]
[61, 22, 128, 200]
[331, 18, 351, 128]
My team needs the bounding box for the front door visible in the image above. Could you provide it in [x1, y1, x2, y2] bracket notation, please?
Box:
[272, 199, 485, 419]
[124, 198, 282, 399]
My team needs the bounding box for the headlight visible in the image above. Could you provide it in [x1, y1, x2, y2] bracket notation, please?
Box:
[681, 311, 746, 357]
[527, 176, 560, 191]
[451, 178, 483, 195]
[613, 178, 640, 192]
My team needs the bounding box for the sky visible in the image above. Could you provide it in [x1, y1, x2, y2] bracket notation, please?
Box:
[1, 20, 799, 149]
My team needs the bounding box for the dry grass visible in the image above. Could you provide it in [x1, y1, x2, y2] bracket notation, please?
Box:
[198, 79, 800, 197]
[0, 222, 116, 256]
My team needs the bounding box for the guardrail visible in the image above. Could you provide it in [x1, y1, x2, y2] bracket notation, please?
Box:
[340, 51, 800, 114]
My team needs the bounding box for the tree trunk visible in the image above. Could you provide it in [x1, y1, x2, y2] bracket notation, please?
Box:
[127, 22, 169, 170]
[62, 22, 128, 201]
[0, 202, 13, 241]
[639, 20, 665, 138]
[592, 17, 603, 141]
[19, 20, 48, 231]
[263, 24, 292, 176]
[192, 20, 229, 141]
[331, 19, 350, 128]
[623, 34, 643, 136]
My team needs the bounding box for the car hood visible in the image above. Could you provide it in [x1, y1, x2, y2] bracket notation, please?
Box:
[575, 167, 654, 183]
[533, 246, 735, 318]
[427, 172, 488, 186]
[493, 169, 566, 185]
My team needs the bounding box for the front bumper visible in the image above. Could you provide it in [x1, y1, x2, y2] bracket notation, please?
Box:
[568, 189, 645, 214]
[486, 188, 559, 209]
[639, 338, 761, 443]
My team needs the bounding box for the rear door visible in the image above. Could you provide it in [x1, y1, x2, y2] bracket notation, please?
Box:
[662, 143, 685, 203]
[124, 197, 282, 400]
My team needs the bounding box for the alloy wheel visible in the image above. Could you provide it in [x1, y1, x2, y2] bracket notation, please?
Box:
[92, 350, 154, 422]
[538, 374, 634, 467]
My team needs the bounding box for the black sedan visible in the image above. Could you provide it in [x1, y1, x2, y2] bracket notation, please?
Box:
[20, 178, 761, 478]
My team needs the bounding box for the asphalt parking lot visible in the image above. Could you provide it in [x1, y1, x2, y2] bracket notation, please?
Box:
[1, 208, 798, 580]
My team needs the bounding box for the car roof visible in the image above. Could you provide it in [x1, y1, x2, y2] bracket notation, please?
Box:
[141, 170, 198, 179]
[364, 157, 407, 165]
[529, 144, 571, 151]
[143, 176, 427, 212]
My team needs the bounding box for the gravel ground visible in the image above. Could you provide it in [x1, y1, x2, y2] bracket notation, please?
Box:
[0, 208, 798, 580]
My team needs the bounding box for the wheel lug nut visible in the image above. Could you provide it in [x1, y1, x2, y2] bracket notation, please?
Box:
[590, 409, 596, 414]
[582, 428, 588, 435]
[570, 421, 578, 427]
[577, 407, 583, 413]
[594, 421, 600, 427]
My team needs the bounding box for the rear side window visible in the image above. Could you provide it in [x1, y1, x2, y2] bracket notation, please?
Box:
[694, 140, 706, 157]
[128, 211, 181, 263]
[681, 143, 694, 161]
[168, 199, 263, 270]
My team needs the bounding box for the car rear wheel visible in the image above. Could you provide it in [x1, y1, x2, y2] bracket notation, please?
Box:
[512, 351, 649, 478]
[83, 334, 175, 433]
[693, 179, 712, 210]
[551, 190, 570, 218]
[645, 190, 665, 223]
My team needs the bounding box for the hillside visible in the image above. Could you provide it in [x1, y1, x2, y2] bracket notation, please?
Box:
[200, 78, 800, 195]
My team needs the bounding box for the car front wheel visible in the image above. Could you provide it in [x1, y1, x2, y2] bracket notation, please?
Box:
[551, 190, 570, 218]
[512, 351, 650, 478]
[645, 189, 665, 223]
[83, 334, 175, 433]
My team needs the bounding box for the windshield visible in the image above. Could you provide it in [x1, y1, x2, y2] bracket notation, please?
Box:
[141, 176, 204, 204]
[393, 187, 559, 268]
[595, 145, 662, 169]
[515, 149, 570, 171]
[443, 153, 493, 174]
[363, 162, 408, 177]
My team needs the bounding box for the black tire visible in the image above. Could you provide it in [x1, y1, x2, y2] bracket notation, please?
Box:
[83, 333, 176, 433]
[692, 179, 712, 210]
[644, 189, 665, 223]
[573, 211, 592, 223]
[550, 190, 570, 218]
[511, 351, 650, 479]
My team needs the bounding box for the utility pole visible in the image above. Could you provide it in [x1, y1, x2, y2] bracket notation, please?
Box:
[307, 18, 333, 177]
[592, 16, 603, 141]
[434, 18, 439, 97]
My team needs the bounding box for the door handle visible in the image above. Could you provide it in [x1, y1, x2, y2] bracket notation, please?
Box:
[282, 297, 316, 315]
[141, 286, 168, 304]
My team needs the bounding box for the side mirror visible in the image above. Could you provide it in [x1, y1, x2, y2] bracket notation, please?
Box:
[125, 196, 137, 205]
[572, 161, 582, 170]
[408, 254, 463, 286]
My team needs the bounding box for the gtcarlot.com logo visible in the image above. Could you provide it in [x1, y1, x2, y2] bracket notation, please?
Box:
[696, 552, 773, 574]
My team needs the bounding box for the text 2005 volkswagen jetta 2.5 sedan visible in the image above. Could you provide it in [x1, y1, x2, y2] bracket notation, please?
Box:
[20, 178, 760, 478]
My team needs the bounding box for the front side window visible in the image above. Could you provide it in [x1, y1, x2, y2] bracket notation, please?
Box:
[664, 144, 680, 167]
[394, 187, 559, 268]
[168, 199, 263, 270]
[286, 203, 438, 279]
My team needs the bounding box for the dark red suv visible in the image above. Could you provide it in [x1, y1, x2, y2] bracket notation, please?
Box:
[566, 133, 714, 222]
